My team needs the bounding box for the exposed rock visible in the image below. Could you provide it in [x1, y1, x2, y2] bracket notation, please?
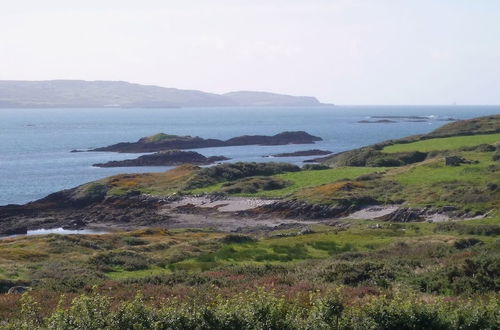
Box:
[298, 226, 315, 235]
[444, 156, 477, 166]
[0, 226, 28, 236]
[376, 208, 426, 222]
[7, 286, 29, 294]
[93, 150, 229, 167]
[251, 199, 362, 219]
[90, 131, 323, 153]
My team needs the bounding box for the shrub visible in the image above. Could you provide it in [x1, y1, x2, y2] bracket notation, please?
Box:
[122, 236, 148, 246]
[434, 222, 500, 236]
[453, 238, 483, 249]
[220, 176, 290, 194]
[221, 234, 256, 244]
[89, 250, 152, 272]
[302, 164, 330, 170]
[185, 162, 300, 189]
[31, 262, 104, 292]
[83, 183, 108, 201]
[320, 261, 396, 288]
[9, 291, 499, 330]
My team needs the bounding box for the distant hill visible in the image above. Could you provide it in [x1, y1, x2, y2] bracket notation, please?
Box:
[0, 80, 325, 108]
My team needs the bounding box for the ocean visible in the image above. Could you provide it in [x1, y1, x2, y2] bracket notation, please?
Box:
[0, 106, 498, 206]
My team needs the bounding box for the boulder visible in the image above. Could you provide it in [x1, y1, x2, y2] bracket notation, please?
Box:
[7, 286, 29, 294]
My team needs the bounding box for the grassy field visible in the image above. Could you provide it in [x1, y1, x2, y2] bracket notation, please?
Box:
[188, 166, 387, 197]
[383, 132, 500, 153]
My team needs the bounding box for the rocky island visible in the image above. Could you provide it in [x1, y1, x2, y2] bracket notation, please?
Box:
[93, 150, 229, 167]
[265, 149, 332, 157]
[90, 131, 323, 153]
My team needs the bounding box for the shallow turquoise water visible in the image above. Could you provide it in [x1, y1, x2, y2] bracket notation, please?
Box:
[0, 106, 498, 205]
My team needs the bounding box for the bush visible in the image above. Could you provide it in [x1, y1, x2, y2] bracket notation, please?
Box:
[9, 291, 499, 330]
[185, 162, 300, 189]
[454, 238, 483, 249]
[220, 176, 290, 194]
[31, 262, 104, 292]
[89, 250, 152, 272]
[414, 254, 500, 295]
[122, 236, 148, 246]
[83, 183, 108, 201]
[434, 222, 500, 236]
[221, 234, 256, 244]
[320, 261, 396, 288]
[302, 164, 330, 170]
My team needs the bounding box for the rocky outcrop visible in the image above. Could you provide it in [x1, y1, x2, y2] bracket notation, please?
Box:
[7, 286, 29, 294]
[265, 149, 332, 157]
[90, 131, 323, 153]
[248, 199, 368, 219]
[444, 156, 477, 166]
[376, 208, 427, 222]
[93, 150, 229, 167]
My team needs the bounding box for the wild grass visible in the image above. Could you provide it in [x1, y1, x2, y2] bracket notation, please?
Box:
[383, 132, 500, 153]
[189, 167, 386, 197]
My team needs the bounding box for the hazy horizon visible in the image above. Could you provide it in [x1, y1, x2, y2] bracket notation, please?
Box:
[1, 0, 499, 105]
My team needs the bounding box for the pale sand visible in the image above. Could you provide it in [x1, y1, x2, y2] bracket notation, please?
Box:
[168, 196, 277, 212]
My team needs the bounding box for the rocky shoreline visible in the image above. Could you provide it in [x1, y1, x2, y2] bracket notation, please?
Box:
[0, 188, 484, 237]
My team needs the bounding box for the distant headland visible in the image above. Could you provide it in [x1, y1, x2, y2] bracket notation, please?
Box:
[0, 80, 329, 108]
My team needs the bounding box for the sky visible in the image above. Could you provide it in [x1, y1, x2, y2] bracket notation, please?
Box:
[0, 0, 499, 105]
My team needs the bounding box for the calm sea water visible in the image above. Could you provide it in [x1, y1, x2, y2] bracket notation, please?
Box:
[0, 106, 498, 206]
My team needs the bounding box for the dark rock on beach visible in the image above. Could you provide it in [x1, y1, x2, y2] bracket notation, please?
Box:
[93, 150, 229, 167]
[90, 131, 323, 153]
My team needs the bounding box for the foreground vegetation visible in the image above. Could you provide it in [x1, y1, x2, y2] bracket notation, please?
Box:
[1, 216, 499, 328]
[7, 290, 499, 329]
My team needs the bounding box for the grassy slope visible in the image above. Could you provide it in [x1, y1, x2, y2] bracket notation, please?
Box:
[383, 132, 500, 153]
[188, 167, 386, 198]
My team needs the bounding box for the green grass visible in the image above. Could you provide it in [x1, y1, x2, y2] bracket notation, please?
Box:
[383, 133, 500, 153]
[188, 167, 386, 197]
[106, 266, 172, 280]
[390, 150, 498, 185]
[169, 221, 436, 271]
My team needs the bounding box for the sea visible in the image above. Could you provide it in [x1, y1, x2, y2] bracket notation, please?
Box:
[0, 106, 498, 206]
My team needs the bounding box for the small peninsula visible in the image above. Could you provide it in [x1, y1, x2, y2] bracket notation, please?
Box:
[93, 150, 229, 167]
[90, 131, 323, 153]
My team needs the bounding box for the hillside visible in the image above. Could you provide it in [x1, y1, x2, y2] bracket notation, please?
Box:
[0, 80, 323, 108]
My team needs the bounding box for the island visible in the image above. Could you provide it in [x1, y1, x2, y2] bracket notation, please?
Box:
[93, 150, 229, 167]
[264, 149, 332, 157]
[90, 131, 323, 153]
[357, 119, 397, 123]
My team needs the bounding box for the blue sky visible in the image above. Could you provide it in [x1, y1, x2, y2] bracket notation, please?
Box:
[0, 0, 499, 104]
